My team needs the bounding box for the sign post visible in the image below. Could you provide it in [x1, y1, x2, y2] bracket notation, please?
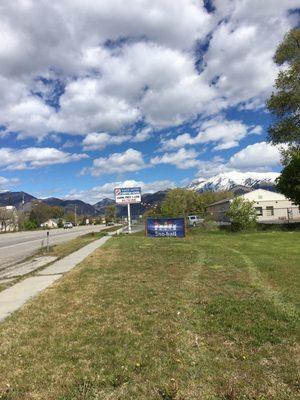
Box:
[46, 231, 50, 252]
[127, 203, 132, 234]
[114, 187, 141, 233]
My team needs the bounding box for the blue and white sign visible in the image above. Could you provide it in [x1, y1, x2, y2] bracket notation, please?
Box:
[146, 218, 185, 238]
[114, 187, 141, 204]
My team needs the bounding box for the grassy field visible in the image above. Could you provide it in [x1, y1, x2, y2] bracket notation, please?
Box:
[0, 230, 299, 399]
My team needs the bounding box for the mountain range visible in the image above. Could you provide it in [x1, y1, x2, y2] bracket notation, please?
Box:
[188, 171, 279, 193]
[0, 171, 279, 216]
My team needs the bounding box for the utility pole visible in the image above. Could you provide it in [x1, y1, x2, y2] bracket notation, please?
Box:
[74, 205, 77, 226]
[22, 192, 25, 231]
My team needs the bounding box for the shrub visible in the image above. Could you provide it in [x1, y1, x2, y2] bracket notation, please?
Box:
[24, 220, 38, 230]
[225, 197, 257, 231]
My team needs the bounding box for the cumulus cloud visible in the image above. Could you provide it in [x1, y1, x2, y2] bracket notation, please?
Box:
[132, 127, 153, 142]
[229, 141, 284, 170]
[161, 118, 262, 151]
[151, 148, 200, 169]
[82, 132, 132, 151]
[0, 147, 88, 170]
[193, 142, 285, 179]
[202, 0, 300, 109]
[0, 176, 19, 191]
[65, 179, 176, 203]
[0, 1, 296, 140]
[84, 148, 146, 176]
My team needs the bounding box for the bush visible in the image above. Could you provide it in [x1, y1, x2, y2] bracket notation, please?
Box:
[225, 197, 257, 231]
[201, 220, 219, 231]
[24, 220, 38, 230]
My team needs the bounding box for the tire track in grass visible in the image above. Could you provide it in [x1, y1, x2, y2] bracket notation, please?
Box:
[207, 240, 298, 321]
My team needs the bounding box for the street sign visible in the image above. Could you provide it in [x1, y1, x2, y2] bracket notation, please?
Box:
[114, 187, 141, 204]
[146, 218, 185, 238]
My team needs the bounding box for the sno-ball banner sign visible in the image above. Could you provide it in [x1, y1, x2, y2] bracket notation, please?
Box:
[114, 187, 141, 205]
[146, 218, 185, 238]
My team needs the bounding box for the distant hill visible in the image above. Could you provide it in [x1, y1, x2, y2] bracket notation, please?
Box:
[43, 197, 97, 216]
[0, 176, 281, 218]
[93, 190, 169, 217]
[0, 191, 37, 208]
[0, 192, 97, 216]
[116, 190, 169, 218]
[94, 198, 115, 214]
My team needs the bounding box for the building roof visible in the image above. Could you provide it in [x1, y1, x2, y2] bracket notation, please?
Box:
[206, 197, 232, 207]
[207, 189, 288, 208]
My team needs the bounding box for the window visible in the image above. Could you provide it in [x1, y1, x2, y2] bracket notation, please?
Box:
[255, 207, 263, 216]
[266, 206, 274, 216]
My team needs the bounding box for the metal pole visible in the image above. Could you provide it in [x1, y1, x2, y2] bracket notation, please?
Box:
[127, 203, 132, 234]
[22, 192, 25, 231]
[46, 231, 50, 252]
[75, 205, 77, 226]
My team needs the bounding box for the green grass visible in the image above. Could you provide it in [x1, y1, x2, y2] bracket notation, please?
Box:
[41, 229, 114, 259]
[0, 230, 299, 399]
[0, 227, 119, 293]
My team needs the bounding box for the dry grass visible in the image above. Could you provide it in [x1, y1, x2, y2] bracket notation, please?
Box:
[0, 228, 119, 293]
[0, 230, 299, 399]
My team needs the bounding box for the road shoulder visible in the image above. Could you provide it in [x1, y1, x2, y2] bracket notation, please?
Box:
[0, 236, 111, 322]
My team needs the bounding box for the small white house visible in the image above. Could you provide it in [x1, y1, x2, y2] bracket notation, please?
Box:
[206, 189, 300, 223]
[41, 219, 59, 229]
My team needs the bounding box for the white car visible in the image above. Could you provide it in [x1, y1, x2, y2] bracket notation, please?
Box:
[187, 215, 203, 227]
[63, 222, 73, 229]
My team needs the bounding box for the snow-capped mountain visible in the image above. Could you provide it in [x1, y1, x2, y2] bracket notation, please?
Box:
[187, 171, 280, 192]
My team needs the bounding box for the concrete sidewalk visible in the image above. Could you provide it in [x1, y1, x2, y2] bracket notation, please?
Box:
[0, 235, 111, 322]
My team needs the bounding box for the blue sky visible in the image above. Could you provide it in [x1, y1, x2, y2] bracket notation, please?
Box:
[0, 0, 299, 203]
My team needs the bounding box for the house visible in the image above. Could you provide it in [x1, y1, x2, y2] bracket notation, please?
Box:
[206, 189, 300, 223]
[41, 218, 59, 229]
[0, 206, 18, 232]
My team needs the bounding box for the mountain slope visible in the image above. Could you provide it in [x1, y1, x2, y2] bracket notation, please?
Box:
[94, 191, 169, 217]
[43, 197, 97, 216]
[188, 171, 280, 193]
[94, 198, 115, 213]
[0, 191, 37, 208]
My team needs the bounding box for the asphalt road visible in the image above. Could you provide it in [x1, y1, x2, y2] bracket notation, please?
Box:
[0, 225, 108, 271]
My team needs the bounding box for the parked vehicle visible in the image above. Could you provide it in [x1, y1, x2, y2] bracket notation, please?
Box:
[63, 222, 73, 229]
[106, 221, 115, 226]
[187, 215, 203, 227]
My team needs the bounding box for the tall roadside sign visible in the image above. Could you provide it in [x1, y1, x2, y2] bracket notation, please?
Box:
[114, 187, 142, 233]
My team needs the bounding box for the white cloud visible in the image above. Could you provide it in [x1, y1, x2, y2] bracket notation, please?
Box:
[151, 147, 200, 169]
[0, 1, 297, 141]
[193, 142, 285, 179]
[65, 179, 176, 203]
[132, 127, 153, 142]
[202, 0, 299, 109]
[84, 148, 146, 176]
[0, 147, 88, 170]
[161, 118, 262, 150]
[82, 132, 132, 151]
[229, 141, 284, 170]
[0, 176, 19, 191]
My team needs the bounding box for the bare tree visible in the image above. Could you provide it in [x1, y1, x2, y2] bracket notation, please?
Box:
[0, 207, 18, 232]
